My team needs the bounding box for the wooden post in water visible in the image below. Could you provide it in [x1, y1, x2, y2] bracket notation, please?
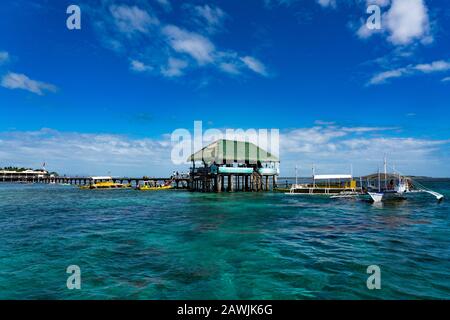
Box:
[216, 175, 222, 192]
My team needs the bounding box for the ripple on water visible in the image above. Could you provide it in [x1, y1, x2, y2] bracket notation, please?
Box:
[0, 182, 449, 299]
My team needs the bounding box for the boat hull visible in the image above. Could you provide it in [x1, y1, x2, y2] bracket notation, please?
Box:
[80, 182, 131, 190]
[367, 191, 406, 202]
[287, 187, 358, 195]
[138, 185, 173, 191]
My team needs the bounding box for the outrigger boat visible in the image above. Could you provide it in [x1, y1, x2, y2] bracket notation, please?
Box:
[365, 158, 444, 203]
[285, 162, 444, 203]
[287, 174, 360, 195]
[80, 176, 131, 190]
[137, 180, 173, 191]
[286, 165, 361, 196]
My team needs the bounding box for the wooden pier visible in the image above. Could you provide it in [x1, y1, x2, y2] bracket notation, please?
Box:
[0, 172, 276, 192]
[0, 174, 190, 189]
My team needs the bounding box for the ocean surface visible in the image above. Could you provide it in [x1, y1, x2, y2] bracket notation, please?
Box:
[0, 180, 449, 299]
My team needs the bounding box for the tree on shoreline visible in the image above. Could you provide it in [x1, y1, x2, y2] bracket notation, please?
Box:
[0, 166, 33, 172]
[0, 167, 58, 176]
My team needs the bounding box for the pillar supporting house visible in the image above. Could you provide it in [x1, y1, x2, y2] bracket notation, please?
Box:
[188, 139, 280, 192]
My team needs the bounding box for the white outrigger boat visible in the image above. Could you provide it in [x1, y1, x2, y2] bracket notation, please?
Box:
[285, 162, 444, 203]
[366, 179, 444, 203]
[365, 158, 444, 203]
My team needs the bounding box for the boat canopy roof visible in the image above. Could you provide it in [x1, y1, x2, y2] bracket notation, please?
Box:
[188, 139, 279, 164]
[313, 174, 353, 180]
[91, 176, 112, 180]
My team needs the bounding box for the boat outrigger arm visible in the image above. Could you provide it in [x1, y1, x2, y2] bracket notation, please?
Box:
[412, 189, 444, 201]
[368, 189, 444, 203]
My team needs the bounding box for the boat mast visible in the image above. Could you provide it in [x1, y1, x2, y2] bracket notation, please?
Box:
[312, 164, 315, 188]
[295, 165, 298, 186]
[384, 156, 387, 190]
[378, 167, 381, 192]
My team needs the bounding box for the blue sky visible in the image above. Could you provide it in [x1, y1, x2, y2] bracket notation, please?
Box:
[0, 0, 449, 177]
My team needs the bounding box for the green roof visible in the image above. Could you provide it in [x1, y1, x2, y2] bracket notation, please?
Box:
[188, 139, 279, 164]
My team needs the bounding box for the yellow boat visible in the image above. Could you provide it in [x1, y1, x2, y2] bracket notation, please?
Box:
[80, 176, 132, 190]
[137, 181, 173, 191]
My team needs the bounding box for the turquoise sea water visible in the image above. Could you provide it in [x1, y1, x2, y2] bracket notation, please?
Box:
[0, 180, 449, 299]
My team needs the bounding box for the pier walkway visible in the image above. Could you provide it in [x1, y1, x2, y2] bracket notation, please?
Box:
[0, 176, 190, 189]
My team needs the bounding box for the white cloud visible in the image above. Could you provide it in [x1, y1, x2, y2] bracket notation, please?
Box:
[280, 123, 449, 176]
[442, 77, 450, 82]
[314, 120, 336, 126]
[341, 126, 398, 133]
[156, 0, 172, 12]
[219, 62, 241, 75]
[414, 60, 450, 73]
[240, 56, 268, 76]
[356, 0, 432, 46]
[0, 51, 9, 65]
[130, 60, 153, 72]
[385, 0, 431, 45]
[163, 25, 215, 65]
[109, 5, 159, 35]
[161, 57, 188, 77]
[1, 72, 57, 95]
[0, 129, 175, 177]
[192, 4, 227, 34]
[317, 0, 336, 8]
[0, 125, 448, 177]
[357, 23, 380, 39]
[160, 24, 269, 78]
[368, 60, 450, 85]
[366, 0, 391, 7]
[369, 67, 409, 85]
[267, 0, 339, 8]
[92, 4, 268, 80]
